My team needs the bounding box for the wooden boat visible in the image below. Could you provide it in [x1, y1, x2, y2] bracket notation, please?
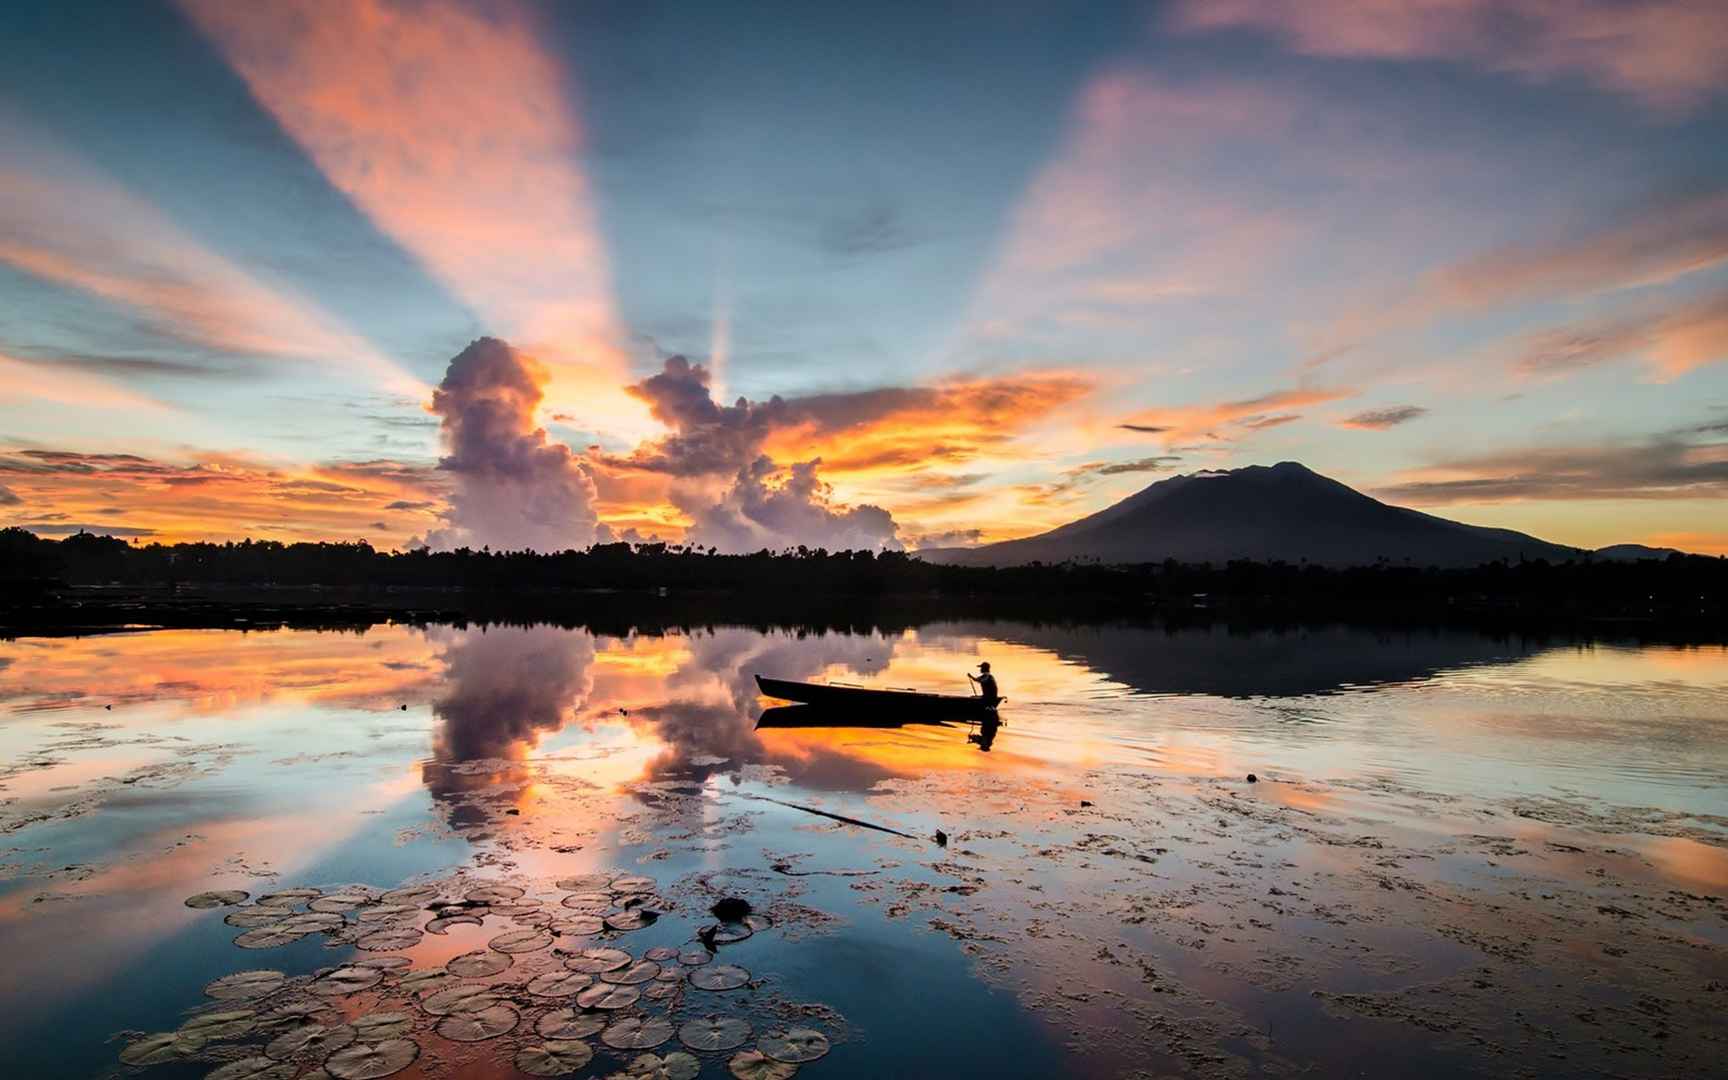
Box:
[754, 675, 1001, 720]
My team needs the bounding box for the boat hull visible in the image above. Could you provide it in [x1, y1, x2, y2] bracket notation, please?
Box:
[755, 675, 999, 720]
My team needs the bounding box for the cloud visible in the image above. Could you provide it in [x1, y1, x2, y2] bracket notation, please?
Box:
[680, 457, 900, 554]
[422, 338, 598, 553]
[385, 499, 436, 512]
[0, 447, 445, 545]
[181, 0, 644, 434]
[1339, 405, 1430, 430]
[1374, 432, 1728, 504]
[0, 485, 21, 506]
[1120, 386, 1353, 447]
[0, 353, 169, 413]
[1169, 0, 1728, 114]
[905, 528, 985, 550]
[1019, 455, 1183, 507]
[1508, 289, 1728, 380]
[1117, 423, 1170, 434]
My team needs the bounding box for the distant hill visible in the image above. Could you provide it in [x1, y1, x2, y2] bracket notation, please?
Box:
[1592, 543, 1683, 561]
[922, 462, 1586, 568]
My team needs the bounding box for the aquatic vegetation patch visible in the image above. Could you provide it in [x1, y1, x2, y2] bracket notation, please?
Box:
[517, 1039, 596, 1075]
[204, 970, 286, 1000]
[728, 1049, 800, 1079]
[678, 1014, 752, 1051]
[323, 1038, 419, 1079]
[184, 889, 249, 909]
[759, 1028, 831, 1063]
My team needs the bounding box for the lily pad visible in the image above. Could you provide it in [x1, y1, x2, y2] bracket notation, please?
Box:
[353, 955, 412, 974]
[644, 946, 679, 962]
[510, 910, 554, 929]
[644, 980, 682, 1001]
[537, 1008, 607, 1039]
[398, 967, 450, 993]
[225, 908, 291, 928]
[259, 1001, 338, 1027]
[489, 927, 553, 954]
[324, 1038, 420, 1080]
[727, 1050, 799, 1080]
[186, 889, 249, 909]
[677, 947, 712, 966]
[310, 892, 375, 913]
[180, 1009, 258, 1041]
[207, 1056, 299, 1080]
[574, 982, 640, 1010]
[356, 927, 422, 951]
[447, 949, 511, 978]
[435, 1001, 518, 1042]
[605, 909, 657, 931]
[744, 914, 773, 932]
[555, 873, 613, 891]
[308, 965, 385, 996]
[279, 911, 346, 933]
[205, 969, 286, 1000]
[357, 903, 419, 923]
[418, 983, 500, 1016]
[678, 1014, 752, 1052]
[625, 1051, 702, 1080]
[351, 1012, 413, 1040]
[255, 888, 321, 909]
[466, 884, 525, 903]
[601, 1015, 674, 1050]
[516, 1040, 596, 1076]
[563, 946, 631, 973]
[688, 964, 749, 991]
[265, 1021, 356, 1061]
[380, 884, 440, 905]
[703, 922, 754, 945]
[759, 1029, 830, 1064]
[600, 959, 661, 985]
[527, 969, 594, 998]
[118, 1031, 203, 1065]
[426, 914, 483, 935]
[234, 926, 304, 949]
[554, 915, 605, 935]
[560, 895, 611, 914]
[609, 875, 656, 894]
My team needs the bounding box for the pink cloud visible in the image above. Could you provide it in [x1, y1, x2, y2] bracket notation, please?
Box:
[1170, 0, 1728, 114]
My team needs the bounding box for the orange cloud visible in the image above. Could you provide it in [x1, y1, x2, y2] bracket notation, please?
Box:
[0, 447, 448, 545]
[1170, 0, 1728, 114]
[0, 352, 168, 412]
[0, 119, 420, 395]
[180, 0, 649, 436]
[1120, 386, 1354, 447]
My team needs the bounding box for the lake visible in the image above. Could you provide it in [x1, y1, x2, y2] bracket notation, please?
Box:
[1, 620, 1724, 1079]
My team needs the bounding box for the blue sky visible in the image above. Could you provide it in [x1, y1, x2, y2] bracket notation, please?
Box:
[1, 0, 1725, 552]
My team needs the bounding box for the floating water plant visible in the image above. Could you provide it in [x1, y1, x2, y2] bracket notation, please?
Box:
[727, 1049, 799, 1080]
[204, 969, 287, 1000]
[536, 1008, 607, 1040]
[307, 965, 385, 996]
[610, 875, 656, 894]
[564, 946, 632, 973]
[264, 1021, 355, 1061]
[677, 1014, 752, 1052]
[620, 1052, 703, 1080]
[600, 959, 661, 985]
[233, 926, 305, 949]
[605, 908, 657, 931]
[185, 890, 249, 909]
[356, 926, 422, 951]
[418, 983, 500, 1016]
[350, 1012, 413, 1040]
[526, 969, 594, 998]
[488, 927, 553, 953]
[354, 956, 412, 974]
[574, 982, 640, 1010]
[434, 1001, 519, 1042]
[255, 889, 320, 908]
[602, 1015, 675, 1050]
[224, 908, 290, 928]
[689, 964, 750, 991]
[645, 946, 679, 962]
[516, 1039, 596, 1076]
[556, 914, 606, 934]
[380, 884, 439, 905]
[555, 873, 613, 891]
[323, 1038, 419, 1080]
[448, 950, 512, 978]
[467, 884, 525, 903]
[180, 1009, 259, 1041]
[206, 1055, 298, 1080]
[759, 1029, 831, 1064]
[425, 914, 482, 935]
[119, 1031, 204, 1065]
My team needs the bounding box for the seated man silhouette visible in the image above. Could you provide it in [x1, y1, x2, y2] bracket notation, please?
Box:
[967, 661, 1000, 705]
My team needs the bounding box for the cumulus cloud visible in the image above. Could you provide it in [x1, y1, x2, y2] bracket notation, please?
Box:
[423, 337, 599, 553]
[1170, 0, 1728, 114]
[681, 457, 900, 553]
[1339, 405, 1429, 430]
[906, 528, 985, 550]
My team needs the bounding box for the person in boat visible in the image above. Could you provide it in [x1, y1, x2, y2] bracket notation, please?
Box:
[968, 661, 1000, 705]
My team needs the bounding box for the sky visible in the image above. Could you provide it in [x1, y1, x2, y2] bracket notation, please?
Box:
[1, 0, 1726, 554]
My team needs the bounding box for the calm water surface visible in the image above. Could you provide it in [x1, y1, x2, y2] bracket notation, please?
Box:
[1, 621, 1724, 1079]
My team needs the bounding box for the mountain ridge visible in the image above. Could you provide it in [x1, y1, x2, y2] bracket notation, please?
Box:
[921, 461, 1607, 568]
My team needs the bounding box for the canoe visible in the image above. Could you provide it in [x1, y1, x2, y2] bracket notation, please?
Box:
[754, 675, 1000, 720]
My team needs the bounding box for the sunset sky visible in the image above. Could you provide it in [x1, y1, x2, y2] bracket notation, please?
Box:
[2, 0, 1726, 553]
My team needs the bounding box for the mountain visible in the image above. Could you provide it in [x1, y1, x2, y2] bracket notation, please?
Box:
[1592, 543, 1682, 561]
[922, 462, 1584, 568]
